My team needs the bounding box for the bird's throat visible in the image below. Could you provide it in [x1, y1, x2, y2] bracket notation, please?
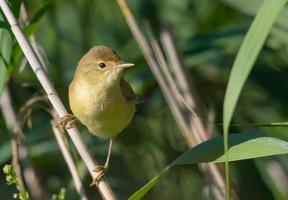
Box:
[105, 68, 123, 87]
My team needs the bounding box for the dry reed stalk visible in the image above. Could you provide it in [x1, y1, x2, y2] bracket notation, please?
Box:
[160, 28, 226, 198]
[18, 4, 88, 199]
[159, 28, 225, 199]
[51, 119, 88, 200]
[116, 0, 227, 199]
[117, 0, 196, 145]
[1, 87, 26, 193]
[0, 87, 46, 199]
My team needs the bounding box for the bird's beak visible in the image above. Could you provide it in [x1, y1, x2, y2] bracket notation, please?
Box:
[114, 62, 135, 68]
[106, 62, 134, 83]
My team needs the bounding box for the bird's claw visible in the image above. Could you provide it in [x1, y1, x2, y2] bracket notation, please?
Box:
[56, 114, 77, 129]
[90, 165, 107, 186]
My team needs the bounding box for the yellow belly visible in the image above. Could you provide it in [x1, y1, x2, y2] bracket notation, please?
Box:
[69, 79, 135, 139]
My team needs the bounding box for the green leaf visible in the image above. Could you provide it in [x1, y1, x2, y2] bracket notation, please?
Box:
[0, 0, 22, 95]
[0, 27, 13, 96]
[129, 171, 166, 200]
[223, 0, 287, 138]
[10, 1, 53, 67]
[129, 134, 288, 200]
[222, 0, 287, 197]
[30, 1, 54, 24]
[25, 1, 53, 35]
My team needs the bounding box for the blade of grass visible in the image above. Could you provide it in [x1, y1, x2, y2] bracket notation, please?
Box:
[223, 0, 287, 199]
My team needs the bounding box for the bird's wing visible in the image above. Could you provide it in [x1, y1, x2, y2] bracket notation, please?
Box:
[120, 77, 144, 104]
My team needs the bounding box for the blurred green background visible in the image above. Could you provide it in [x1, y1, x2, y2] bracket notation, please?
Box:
[1, 0, 288, 199]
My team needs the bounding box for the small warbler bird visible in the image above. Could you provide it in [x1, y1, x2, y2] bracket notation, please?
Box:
[60, 45, 139, 185]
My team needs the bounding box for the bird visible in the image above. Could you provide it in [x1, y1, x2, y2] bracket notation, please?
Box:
[58, 45, 140, 185]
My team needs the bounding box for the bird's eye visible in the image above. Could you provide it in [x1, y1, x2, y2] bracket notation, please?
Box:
[98, 62, 106, 69]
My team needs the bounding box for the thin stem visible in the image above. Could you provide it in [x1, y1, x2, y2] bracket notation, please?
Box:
[160, 27, 196, 109]
[161, 28, 226, 199]
[0, 87, 26, 192]
[228, 122, 288, 127]
[224, 137, 230, 200]
[1, 86, 47, 199]
[51, 119, 88, 200]
[160, 28, 207, 142]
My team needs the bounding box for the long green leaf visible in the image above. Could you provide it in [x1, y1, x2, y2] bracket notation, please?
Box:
[10, 1, 53, 67]
[25, 1, 53, 35]
[222, 0, 287, 197]
[0, 14, 13, 96]
[223, 0, 287, 132]
[129, 134, 288, 200]
[0, 0, 22, 95]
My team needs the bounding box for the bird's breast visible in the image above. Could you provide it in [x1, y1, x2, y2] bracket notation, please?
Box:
[69, 79, 135, 138]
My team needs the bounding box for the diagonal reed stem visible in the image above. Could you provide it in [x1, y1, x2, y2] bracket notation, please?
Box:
[117, 0, 196, 145]
[0, 1, 116, 199]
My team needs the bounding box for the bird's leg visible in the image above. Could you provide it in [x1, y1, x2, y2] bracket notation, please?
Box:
[56, 114, 78, 129]
[90, 139, 113, 186]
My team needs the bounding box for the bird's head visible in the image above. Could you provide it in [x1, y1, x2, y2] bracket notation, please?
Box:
[75, 45, 134, 84]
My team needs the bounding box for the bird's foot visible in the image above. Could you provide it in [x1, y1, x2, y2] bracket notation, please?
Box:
[56, 114, 77, 129]
[90, 165, 107, 186]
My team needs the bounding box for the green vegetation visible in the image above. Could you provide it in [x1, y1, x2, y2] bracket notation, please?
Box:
[1, 0, 288, 199]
